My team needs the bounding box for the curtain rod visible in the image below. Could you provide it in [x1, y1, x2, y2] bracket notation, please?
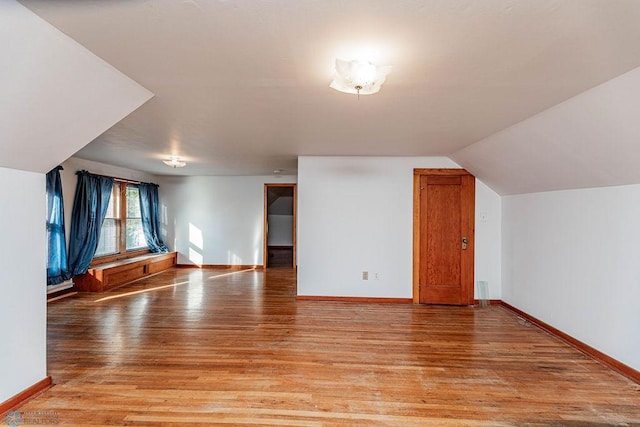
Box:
[78, 170, 143, 185]
[115, 177, 141, 185]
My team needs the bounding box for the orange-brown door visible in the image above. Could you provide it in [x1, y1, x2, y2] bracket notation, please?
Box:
[413, 169, 475, 305]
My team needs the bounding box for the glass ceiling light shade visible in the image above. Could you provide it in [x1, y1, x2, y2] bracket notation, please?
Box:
[330, 59, 391, 97]
[163, 156, 187, 168]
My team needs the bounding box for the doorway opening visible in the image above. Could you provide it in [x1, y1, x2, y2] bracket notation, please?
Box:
[263, 184, 296, 269]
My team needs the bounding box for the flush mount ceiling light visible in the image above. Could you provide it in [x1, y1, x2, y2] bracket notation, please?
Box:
[163, 156, 187, 168]
[330, 59, 391, 98]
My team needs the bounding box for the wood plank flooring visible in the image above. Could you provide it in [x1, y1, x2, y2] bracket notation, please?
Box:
[18, 268, 640, 425]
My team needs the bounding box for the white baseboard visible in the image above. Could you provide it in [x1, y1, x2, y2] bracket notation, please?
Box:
[47, 280, 73, 294]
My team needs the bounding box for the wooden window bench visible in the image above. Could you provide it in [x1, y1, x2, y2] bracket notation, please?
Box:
[73, 252, 177, 292]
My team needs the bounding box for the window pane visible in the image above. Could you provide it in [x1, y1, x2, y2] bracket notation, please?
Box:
[126, 218, 146, 250]
[126, 185, 146, 250]
[126, 186, 141, 218]
[95, 184, 120, 258]
[104, 183, 120, 219]
[95, 218, 117, 256]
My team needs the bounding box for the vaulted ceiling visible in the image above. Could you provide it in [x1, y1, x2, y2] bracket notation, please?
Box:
[16, 0, 640, 193]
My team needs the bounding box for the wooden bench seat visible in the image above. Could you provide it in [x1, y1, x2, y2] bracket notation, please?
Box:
[73, 252, 177, 292]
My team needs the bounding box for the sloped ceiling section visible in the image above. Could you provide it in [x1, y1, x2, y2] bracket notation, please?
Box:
[451, 66, 640, 196]
[17, 0, 640, 177]
[0, 1, 153, 174]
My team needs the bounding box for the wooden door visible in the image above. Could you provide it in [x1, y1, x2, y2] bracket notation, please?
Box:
[413, 169, 475, 305]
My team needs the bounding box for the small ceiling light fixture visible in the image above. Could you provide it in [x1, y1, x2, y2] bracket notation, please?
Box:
[330, 58, 391, 99]
[163, 156, 187, 168]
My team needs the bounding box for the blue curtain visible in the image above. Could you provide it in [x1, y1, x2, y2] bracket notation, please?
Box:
[67, 171, 114, 276]
[139, 182, 169, 253]
[46, 166, 70, 285]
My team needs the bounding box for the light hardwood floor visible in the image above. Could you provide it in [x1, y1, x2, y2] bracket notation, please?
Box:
[18, 268, 640, 425]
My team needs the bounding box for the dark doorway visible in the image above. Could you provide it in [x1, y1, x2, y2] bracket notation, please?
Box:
[264, 184, 296, 268]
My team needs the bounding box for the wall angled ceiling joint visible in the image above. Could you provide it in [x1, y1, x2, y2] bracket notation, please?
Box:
[1, 1, 153, 174]
[451, 66, 640, 195]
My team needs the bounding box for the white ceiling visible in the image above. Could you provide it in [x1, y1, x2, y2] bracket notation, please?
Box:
[17, 0, 640, 178]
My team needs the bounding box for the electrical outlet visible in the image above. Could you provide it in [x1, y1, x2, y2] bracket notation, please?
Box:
[374, 273, 380, 280]
[362, 271, 368, 280]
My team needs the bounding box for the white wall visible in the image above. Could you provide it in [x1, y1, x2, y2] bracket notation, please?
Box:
[502, 184, 640, 371]
[297, 156, 502, 299]
[475, 180, 502, 299]
[157, 175, 297, 266]
[267, 215, 294, 246]
[0, 167, 47, 402]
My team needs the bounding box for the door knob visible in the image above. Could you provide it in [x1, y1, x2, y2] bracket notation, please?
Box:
[462, 237, 468, 250]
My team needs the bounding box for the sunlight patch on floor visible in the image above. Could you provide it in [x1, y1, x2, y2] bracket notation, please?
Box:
[93, 268, 257, 303]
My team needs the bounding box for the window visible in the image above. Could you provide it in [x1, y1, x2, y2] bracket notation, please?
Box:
[95, 183, 120, 257]
[95, 182, 148, 260]
[125, 186, 146, 250]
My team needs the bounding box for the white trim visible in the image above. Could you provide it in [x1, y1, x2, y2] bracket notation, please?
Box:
[47, 280, 73, 294]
